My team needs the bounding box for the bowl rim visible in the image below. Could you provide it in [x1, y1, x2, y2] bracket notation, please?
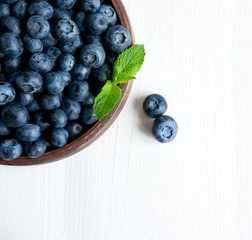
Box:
[0, 0, 135, 166]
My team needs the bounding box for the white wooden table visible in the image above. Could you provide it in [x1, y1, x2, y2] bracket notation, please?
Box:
[1, 0, 252, 239]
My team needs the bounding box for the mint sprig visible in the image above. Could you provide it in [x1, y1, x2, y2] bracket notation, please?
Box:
[93, 44, 146, 121]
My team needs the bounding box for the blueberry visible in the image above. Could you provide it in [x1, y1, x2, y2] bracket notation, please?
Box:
[50, 128, 68, 147]
[41, 31, 58, 47]
[68, 81, 89, 102]
[32, 111, 50, 132]
[0, 139, 22, 161]
[2, 57, 21, 74]
[56, 70, 71, 86]
[0, 32, 23, 58]
[82, 92, 94, 106]
[29, 52, 53, 74]
[53, 8, 72, 21]
[0, 3, 10, 18]
[61, 97, 81, 120]
[91, 62, 110, 85]
[104, 25, 131, 53]
[86, 13, 108, 35]
[83, 33, 102, 46]
[80, 44, 106, 69]
[40, 93, 61, 110]
[0, 121, 11, 136]
[28, 1, 53, 19]
[58, 53, 75, 71]
[56, 0, 76, 10]
[12, 0, 28, 19]
[65, 120, 84, 139]
[45, 47, 62, 62]
[70, 61, 91, 80]
[15, 71, 43, 93]
[54, 19, 80, 43]
[80, 105, 97, 125]
[17, 91, 34, 106]
[24, 139, 47, 158]
[81, 0, 100, 13]
[44, 72, 65, 94]
[98, 4, 117, 26]
[1, 16, 21, 35]
[48, 109, 68, 128]
[26, 97, 41, 111]
[75, 11, 87, 32]
[59, 35, 83, 54]
[2, 102, 29, 128]
[152, 116, 178, 143]
[143, 94, 168, 118]
[0, 81, 16, 106]
[22, 34, 43, 53]
[15, 123, 41, 142]
[27, 15, 50, 39]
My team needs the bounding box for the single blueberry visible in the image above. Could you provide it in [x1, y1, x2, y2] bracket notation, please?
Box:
[58, 53, 75, 72]
[29, 52, 53, 74]
[82, 92, 94, 106]
[15, 71, 43, 93]
[83, 33, 103, 46]
[91, 62, 110, 85]
[80, 105, 97, 125]
[54, 19, 80, 43]
[56, 0, 76, 10]
[65, 120, 84, 139]
[81, 0, 100, 13]
[98, 4, 117, 26]
[2, 57, 21, 74]
[59, 35, 83, 54]
[86, 13, 109, 35]
[24, 139, 47, 158]
[12, 0, 28, 19]
[1, 102, 29, 128]
[75, 11, 87, 32]
[22, 34, 43, 53]
[27, 15, 50, 39]
[15, 124, 41, 142]
[17, 91, 34, 106]
[104, 25, 131, 53]
[40, 93, 61, 110]
[26, 97, 41, 112]
[0, 121, 11, 136]
[48, 109, 68, 128]
[41, 31, 58, 47]
[50, 128, 68, 147]
[70, 61, 91, 80]
[45, 47, 62, 63]
[0, 32, 23, 58]
[152, 115, 178, 143]
[61, 97, 81, 120]
[80, 44, 106, 69]
[56, 70, 71, 86]
[28, 1, 54, 19]
[1, 16, 22, 35]
[32, 111, 50, 132]
[0, 139, 22, 161]
[0, 3, 10, 18]
[68, 80, 89, 102]
[0, 81, 16, 106]
[44, 72, 65, 94]
[143, 94, 168, 118]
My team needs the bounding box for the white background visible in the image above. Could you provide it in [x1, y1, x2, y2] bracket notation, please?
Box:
[1, 0, 252, 239]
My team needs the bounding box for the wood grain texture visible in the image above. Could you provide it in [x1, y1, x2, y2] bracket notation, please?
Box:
[1, 0, 252, 239]
[0, 0, 135, 166]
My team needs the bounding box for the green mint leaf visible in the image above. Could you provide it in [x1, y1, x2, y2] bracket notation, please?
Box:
[93, 80, 122, 120]
[112, 44, 146, 84]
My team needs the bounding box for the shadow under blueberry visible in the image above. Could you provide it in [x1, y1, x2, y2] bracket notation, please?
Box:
[133, 96, 153, 138]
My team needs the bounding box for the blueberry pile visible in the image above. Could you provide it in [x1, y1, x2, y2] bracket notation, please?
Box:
[0, 0, 131, 160]
[143, 94, 178, 143]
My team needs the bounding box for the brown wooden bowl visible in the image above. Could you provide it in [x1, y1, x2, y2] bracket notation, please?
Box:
[0, 0, 135, 166]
